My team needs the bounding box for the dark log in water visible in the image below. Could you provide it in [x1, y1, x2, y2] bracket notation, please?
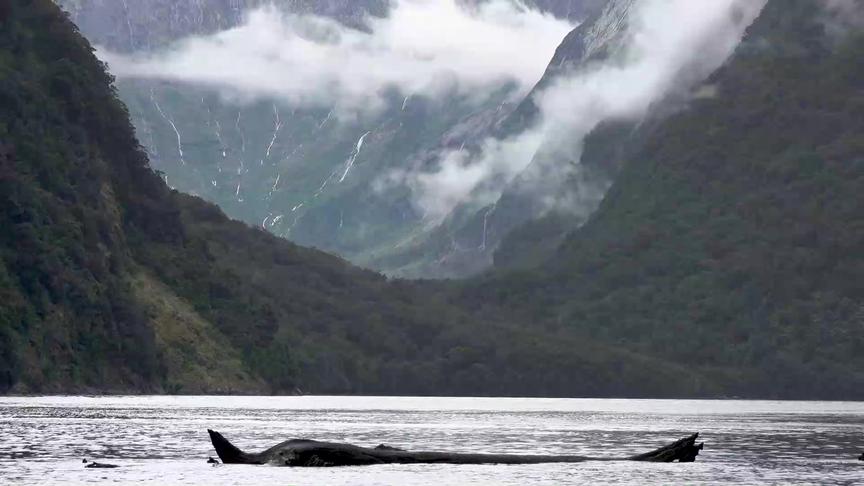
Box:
[83, 460, 119, 469]
[208, 429, 704, 467]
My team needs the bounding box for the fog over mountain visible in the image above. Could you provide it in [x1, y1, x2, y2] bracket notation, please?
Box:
[98, 1, 574, 116]
[368, 0, 767, 276]
[58, 0, 389, 51]
[57, 0, 767, 278]
[401, 0, 767, 220]
[8, 0, 863, 399]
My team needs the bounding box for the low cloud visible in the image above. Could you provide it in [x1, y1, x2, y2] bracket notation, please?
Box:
[822, 0, 863, 17]
[820, 0, 864, 34]
[98, 0, 574, 116]
[407, 0, 768, 221]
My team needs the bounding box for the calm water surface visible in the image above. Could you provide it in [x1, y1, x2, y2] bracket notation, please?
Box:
[0, 396, 862, 485]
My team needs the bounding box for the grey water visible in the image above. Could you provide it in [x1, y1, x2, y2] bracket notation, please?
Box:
[0, 396, 862, 485]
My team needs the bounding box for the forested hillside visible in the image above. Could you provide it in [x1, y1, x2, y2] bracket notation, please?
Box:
[54, 0, 587, 280]
[0, 0, 705, 397]
[1, 0, 862, 399]
[467, 0, 864, 399]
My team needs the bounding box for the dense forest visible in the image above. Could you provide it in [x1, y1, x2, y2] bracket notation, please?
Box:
[468, 0, 864, 399]
[0, 0, 862, 399]
[0, 0, 705, 397]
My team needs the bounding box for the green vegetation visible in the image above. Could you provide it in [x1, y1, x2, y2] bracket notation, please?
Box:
[468, 0, 864, 399]
[0, 0, 861, 399]
[0, 0, 708, 397]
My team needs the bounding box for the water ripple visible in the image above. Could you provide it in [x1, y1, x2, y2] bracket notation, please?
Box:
[0, 397, 862, 485]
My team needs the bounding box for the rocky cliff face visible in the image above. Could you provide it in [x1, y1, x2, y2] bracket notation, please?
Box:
[54, 0, 598, 278]
[365, 0, 637, 277]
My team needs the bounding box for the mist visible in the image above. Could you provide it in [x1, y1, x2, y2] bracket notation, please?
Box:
[820, 0, 864, 33]
[97, 0, 769, 228]
[97, 0, 574, 116]
[407, 0, 768, 222]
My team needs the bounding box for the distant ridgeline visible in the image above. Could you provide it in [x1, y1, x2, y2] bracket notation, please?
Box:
[0, 0, 712, 397]
[0, 0, 862, 399]
[52, 0, 613, 280]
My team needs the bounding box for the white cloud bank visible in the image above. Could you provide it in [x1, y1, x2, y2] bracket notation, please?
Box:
[408, 0, 768, 221]
[98, 0, 574, 114]
[99, 0, 770, 225]
[821, 0, 864, 33]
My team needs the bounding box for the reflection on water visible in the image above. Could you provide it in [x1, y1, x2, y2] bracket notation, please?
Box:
[0, 397, 862, 485]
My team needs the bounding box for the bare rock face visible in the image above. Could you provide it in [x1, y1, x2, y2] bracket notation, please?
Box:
[53, 0, 611, 279]
[500, 0, 635, 135]
[368, 0, 635, 278]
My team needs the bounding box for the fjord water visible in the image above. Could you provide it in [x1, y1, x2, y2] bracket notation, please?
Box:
[0, 397, 861, 485]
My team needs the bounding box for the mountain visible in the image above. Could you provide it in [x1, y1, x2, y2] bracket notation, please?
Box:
[367, 0, 676, 278]
[360, 0, 636, 277]
[3, 0, 860, 400]
[53, 0, 601, 279]
[57, 0, 388, 52]
[487, 0, 641, 272]
[58, 0, 593, 53]
[525, 0, 608, 20]
[0, 0, 708, 397]
[463, 0, 864, 399]
[504, 0, 634, 131]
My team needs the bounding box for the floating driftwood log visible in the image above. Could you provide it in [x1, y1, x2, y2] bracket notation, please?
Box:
[208, 429, 704, 467]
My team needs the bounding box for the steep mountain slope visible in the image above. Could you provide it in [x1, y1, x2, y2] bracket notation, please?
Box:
[487, 0, 646, 272]
[363, 0, 634, 278]
[462, 0, 864, 399]
[60, 0, 590, 52]
[502, 0, 634, 133]
[0, 0, 710, 397]
[54, 0, 596, 279]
